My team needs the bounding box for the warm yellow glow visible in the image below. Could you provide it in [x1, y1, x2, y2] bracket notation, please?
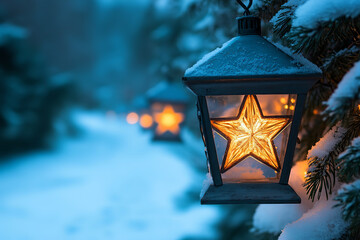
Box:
[358, 104, 360, 111]
[291, 98, 296, 104]
[126, 112, 139, 124]
[280, 97, 287, 104]
[290, 105, 295, 111]
[284, 104, 289, 109]
[154, 105, 184, 134]
[140, 114, 153, 128]
[211, 95, 291, 173]
[313, 109, 319, 115]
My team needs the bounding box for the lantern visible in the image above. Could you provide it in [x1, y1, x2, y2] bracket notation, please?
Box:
[147, 81, 191, 141]
[182, 1, 321, 204]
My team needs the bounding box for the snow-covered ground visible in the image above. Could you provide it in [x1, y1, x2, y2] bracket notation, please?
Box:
[0, 112, 219, 240]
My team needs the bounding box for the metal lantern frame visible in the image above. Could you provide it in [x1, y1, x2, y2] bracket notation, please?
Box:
[182, 7, 322, 204]
[146, 81, 191, 141]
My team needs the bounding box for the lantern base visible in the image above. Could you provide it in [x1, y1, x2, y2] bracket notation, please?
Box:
[201, 183, 301, 204]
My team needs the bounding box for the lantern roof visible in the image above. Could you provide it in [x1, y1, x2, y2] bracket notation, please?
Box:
[183, 34, 322, 95]
[184, 35, 321, 78]
[146, 81, 191, 104]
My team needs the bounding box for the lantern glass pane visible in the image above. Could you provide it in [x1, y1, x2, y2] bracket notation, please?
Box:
[206, 94, 297, 183]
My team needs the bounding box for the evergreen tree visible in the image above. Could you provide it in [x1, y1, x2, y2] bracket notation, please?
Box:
[0, 21, 73, 157]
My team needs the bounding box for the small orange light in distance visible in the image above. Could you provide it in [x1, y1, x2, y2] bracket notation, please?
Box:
[280, 97, 287, 104]
[126, 112, 139, 124]
[140, 114, 153, 128]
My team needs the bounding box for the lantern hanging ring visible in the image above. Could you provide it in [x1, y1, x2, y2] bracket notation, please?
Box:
[236, 0, 252, 16]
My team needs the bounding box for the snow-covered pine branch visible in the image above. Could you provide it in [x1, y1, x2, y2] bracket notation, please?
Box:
[292, 0, 360, 29]
[286, 0, 360, 55]
[335, 179, 360, 228]
[337, 137, 360, 183]
[270, 0, 306, 38]
[305, 125, 346, 201]
[322, 46, 360, 85]
[323, 61, 360, 123]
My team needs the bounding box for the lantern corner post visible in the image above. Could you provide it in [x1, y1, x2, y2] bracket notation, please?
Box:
[279, 93, 307, 185]
[197, 96, 223, 186]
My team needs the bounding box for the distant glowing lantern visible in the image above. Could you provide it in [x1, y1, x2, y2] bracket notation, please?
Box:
[154, 105, 184, 135]
[147, 81, 190, 141]
[182, 1, 321, 204]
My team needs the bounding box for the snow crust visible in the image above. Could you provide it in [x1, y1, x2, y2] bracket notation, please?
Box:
[185, 35, 321, 77]
[278, 198, 348, 240]
[293, 0, 360, 29]
[253, 161, 348, 239]
[184, 37, 237, 76]
[325, 61, 360, 113]
[252, 161, 314, 233]
[307, 125, 347, 159]
[0, 111, 219, 240]
[222, 166, 266, 181]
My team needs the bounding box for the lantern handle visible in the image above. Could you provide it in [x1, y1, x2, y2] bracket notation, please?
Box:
[236, 0, 252, 16]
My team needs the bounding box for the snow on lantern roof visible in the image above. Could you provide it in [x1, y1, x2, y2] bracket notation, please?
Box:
[184, 35, 321, 78]
[146, 81, 191, 103]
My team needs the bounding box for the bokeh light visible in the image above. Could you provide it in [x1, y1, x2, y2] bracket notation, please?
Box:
[140, 114, 153, 128]
[126, 112, 139, 124]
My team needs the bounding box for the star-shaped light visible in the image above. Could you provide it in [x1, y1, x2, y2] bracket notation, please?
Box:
[211, 95, 292, 173]
[154, 105, 184, 135]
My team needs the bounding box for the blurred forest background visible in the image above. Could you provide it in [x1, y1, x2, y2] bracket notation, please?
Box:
[0, 1, 264, 239]
[1, 0, 265, 158]
[1, 0, 359, 239]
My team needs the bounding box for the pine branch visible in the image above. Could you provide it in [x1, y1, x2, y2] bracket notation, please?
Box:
[337, 137, 360, 183]
[256, 0, 287, 21]
[271, 0, 307, 39]
[338, 227, 360, 240]
[322, 46, 360, 85]
[304, 125, 345, 201]
[304, 120, 360, 201]
[305, 155, 336, 201]
[334, 179, 360, 229]
[287, 16, 360, 59]
[323, 96, 359, 127]
[272, 6, 294, 38]
[323, 60, 360, 125]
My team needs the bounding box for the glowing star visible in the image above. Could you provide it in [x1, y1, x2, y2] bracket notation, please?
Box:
[211, 95, 292, 173]
[154, 105, 184, 134]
